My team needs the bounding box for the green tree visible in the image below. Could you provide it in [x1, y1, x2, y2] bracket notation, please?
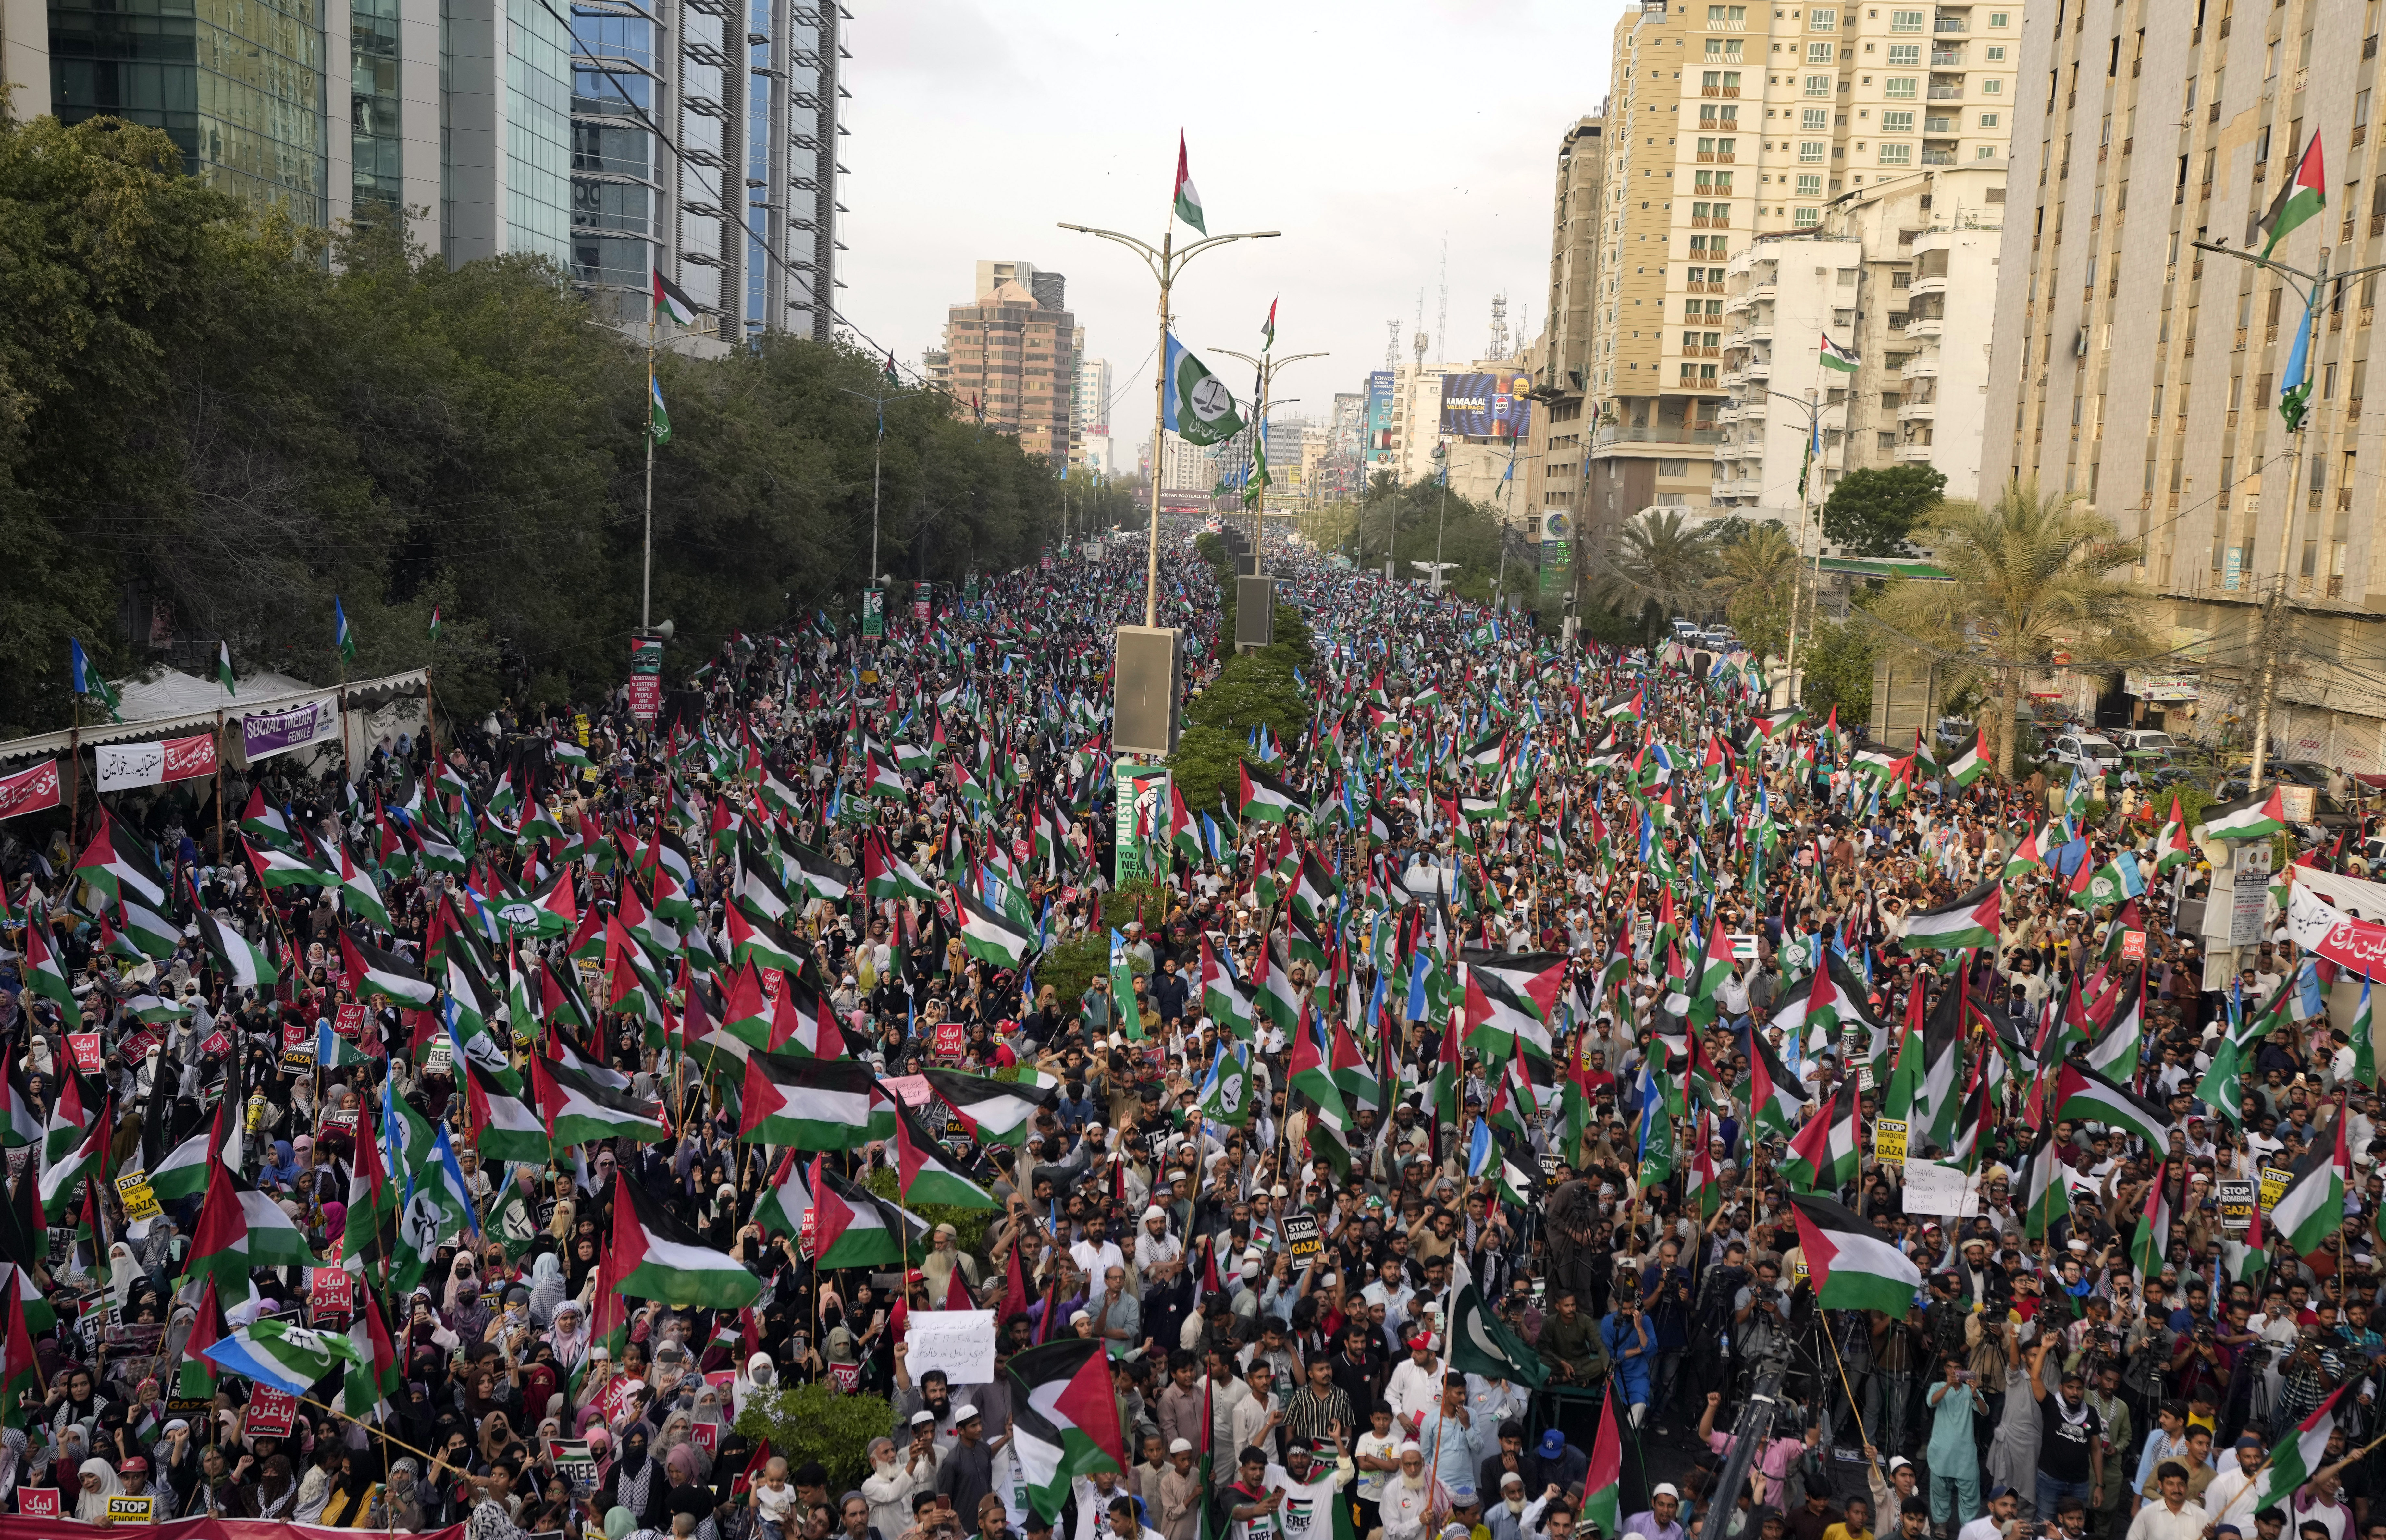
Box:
[1592, 510, 1717, 639]
[1799, 618, 1877, 725]
[1870, 480, 2148, 778]
[737, 1384, 893, 1490]
[1708, 520, 1800, 661]
[1821, 465, 1947, 556]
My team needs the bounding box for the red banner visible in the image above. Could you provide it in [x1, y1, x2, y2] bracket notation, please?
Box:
[0, 1515, 462, 1539]
[0, 760, 59, 821]
[332, 1002, 367, 1039]
[2290, 885, 2386, 975]
[64, 1035, 102, 1074]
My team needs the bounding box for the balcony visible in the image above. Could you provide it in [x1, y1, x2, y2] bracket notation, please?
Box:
[1746, 323, 1773, 343]
[1747, 280, 1777, 305]
[1933, 16, 1967, 31]
[1909, 272, 1947, 298]
[1901, 351, 1940, 379]
[1897, 399, 1936, 422]
[1592, 424, 1726, 447]
[1896, 441, 1938, 462]
[1931, 47, 1964, 65]
[1739, 396, 1769, 420]
[1928, 83, 1966, 100]
[1922, 147, 1959, 165]
[1745, 357, 1772, 381]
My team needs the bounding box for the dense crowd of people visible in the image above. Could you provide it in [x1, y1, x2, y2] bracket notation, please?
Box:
[0, 520, 2374, 1540]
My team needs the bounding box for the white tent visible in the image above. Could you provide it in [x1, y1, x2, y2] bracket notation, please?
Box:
[111, 667, 317, 722]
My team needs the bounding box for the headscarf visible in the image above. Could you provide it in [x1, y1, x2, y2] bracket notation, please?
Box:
[549, 1302, 591, 1373]
[74, 1458, 124, 1522]
[105, 1244, 140, 1306]
[528, 1253, 567, 1327]
[690, 1385, 726, 1431]
[442, 1253, 480, 1314]
[605, 1509, 637, 1540]
[477, 1410, 515, 1467]
[0, 1427, 26, 1502]
[254, 1455, 298, 1520]
[612, 1426, 658, 1520]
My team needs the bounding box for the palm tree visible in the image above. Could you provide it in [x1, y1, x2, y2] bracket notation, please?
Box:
[1707, 520, 1801, 658]
[1595, 510, 1718, 635]
[1871, 480, 2148, 778]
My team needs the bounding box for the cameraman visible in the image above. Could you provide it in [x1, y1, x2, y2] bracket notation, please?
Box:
[1695, 1238, 1753, 1407]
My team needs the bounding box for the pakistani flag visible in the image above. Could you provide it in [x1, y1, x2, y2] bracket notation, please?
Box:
[2198, 786, 2287, 843]
[216, 642, 237, 696]
[2258, 133, 2326, 260]
[1172, 133, 1205, 234]
[607, 1178, 761, 1309]
[2246, 1384, 2352, 1519]
[201, 1318, 364, 1396]
[2272, 1113, 2349, 1256]
[1788, 1194, 1922, 1315]
[1006, 1339, 1128, 1522]
[1819, 332, 1860, 372]
[1445, 1281, 1549, 1389]
[1162, 335, 1243, 447]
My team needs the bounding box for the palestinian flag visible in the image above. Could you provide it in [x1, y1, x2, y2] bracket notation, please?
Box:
[1788, 1194, 1922, 1314]
[891, 1094, 996, 1209]
[2272, 1111, 2350, 1256]
[2199, 787, 2287, 843]
[239, 788, 295, 850]
[805, 1159, 907, 1269]
[737, 1051, 874, 1150]
[75, 811, 169, 909]
[344, 1289, 403, 1420]
[1582, 1381, 1624, 1540]
[786, 839, 855, 903]
[19, 921, 75, 1017]
[1005, 1338, 1128, 1522]
[184, 1153, 315, 1291]
[117, 892, 178, 959]
[1818, 332, 1860, 373]
[246, 838, 337, 891]
[2021, 1125, 2073, 1239]
[1916, 983, 1966, 1152]
[1783, 1078, 1859, 1193]
[2249, 1385, 2351, 1517]
[750, 1149, 813, 1244]
[921, 1067, 1055, 1148]
[174, 1275, 226, 1400]
[654, 264, 699, 325]
[0, 1260, 34, 1431]
[1236, 762, 1300, 825]
[530, 1055, 669, 1147]
[41, 1072, 86, 1164]
[1445, 1281, 1548, 1389]
[199, 912, 279, 993]
[1901, 881, 2000, 952]
[465, 1062, 552, 1165]
[958, 887, 1036, 969]
[1744, 1030, 1807, 1138]
[201, 1317, 365, 1396]
[1461, 959, 1556, 1063]
[1172, 133, 1205, 232]
[1946, 729, 1988, 786]
[340, 929, 438, 1008]
[2133, 1163, 2173, 1278]
[36, 1111, 105, 1219]
[607, 1177, 762, 1309]
[2257, 133, 2326, 260]
[145, 1127, 213, 1204]
[2053, 1062, 2171, 1150]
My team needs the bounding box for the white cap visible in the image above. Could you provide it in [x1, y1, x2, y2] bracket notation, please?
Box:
[1169, 1440, 1193, 1455]
[1652, 1485, 1680, 1500]
[953, 1404, 982, 1424]
[1144, 1206, 1168, 1221]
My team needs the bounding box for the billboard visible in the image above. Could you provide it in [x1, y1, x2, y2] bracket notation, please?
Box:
[1440, 371, 1534, 439]
[1539, 510, 1573, 604]
[1365, 371, 1397, 464]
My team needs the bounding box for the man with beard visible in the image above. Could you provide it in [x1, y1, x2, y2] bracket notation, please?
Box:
[1266, 1441, 1350, 1540]
[2028, 1340, 2105, 1527]
[1378, 1446, 1434, 1540]
[895, 1347, 964, 1445]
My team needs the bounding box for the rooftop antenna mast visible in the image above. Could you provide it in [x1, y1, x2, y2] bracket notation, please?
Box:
[1384, 319, 1401, 371]
[1488, 291, 1509, 361]
[1435, 233, 1448, 369]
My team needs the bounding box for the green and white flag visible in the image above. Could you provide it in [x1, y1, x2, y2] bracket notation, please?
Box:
[1171, 134, 1205, 234]
[650, 376, 672, 443]
[216, 642, 237, 697]
[200, 1318, 365, 1397]
[1162, 335, 1244, 447]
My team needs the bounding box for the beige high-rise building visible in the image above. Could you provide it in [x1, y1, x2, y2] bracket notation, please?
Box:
[1581, 0, 2015, 529]
[1985, 0, 2386, 761]
[938, 267, 1077, 469]
[1533, 117, 1607, 532]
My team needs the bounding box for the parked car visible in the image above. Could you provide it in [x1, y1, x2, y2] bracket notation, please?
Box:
[1934, 715, 1978, 754]
[2111, 728, 2176, 762]
[2049, 731, 2123, 774]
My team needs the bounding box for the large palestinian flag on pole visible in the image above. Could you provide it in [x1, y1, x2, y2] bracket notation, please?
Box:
[1782, 1077, 1859, 1193]
[920, 1067, 1056, 1148]
[2249, 1385, 2351, 1516]
[530, 1054, 669, 1147]
[1006, 1338, 1128, 1522]
[1581, 1379, 1624, 1540]
[1235, 762, 1301, 824]
[1900, 881, 2000, 952]
[2199, 786, 2287, 843]
[738, 1051, 881, 1150]
[607, 1175, 762, 1309]
[890, 1093, 997, 1210]
[1787, 1193, 1923, 1315]
[2273, 1109, 2350, 1256]
[2052, 1062, 2171, 1150]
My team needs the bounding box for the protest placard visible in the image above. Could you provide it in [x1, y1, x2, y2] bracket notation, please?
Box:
[904, 1309, 996, 1386]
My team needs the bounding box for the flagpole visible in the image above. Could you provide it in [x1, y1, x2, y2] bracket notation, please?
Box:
[645, 295, 657, 634]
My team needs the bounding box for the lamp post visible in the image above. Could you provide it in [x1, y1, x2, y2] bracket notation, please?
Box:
[837, 384, 923, 615]
[1213, 348, 1326, 563]
[1764, 386, 1830, 708]
[2190, 239, 2386, 789]
[1059, 220, 1279, 625]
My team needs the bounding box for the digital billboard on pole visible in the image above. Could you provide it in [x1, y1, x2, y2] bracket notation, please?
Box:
[1439, 371, 1534, 438]
[1364, 371, 1397, 466]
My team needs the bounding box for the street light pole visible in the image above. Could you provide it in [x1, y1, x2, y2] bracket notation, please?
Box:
[1060, 220, 1279, 626]
[1214, 348, 1326, 564]
[838, 385, 922, 617]
[2191, 239, 2386, 790]
[1767, 387, 1827, 708]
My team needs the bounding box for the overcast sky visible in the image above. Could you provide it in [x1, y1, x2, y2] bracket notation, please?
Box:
[836, 0, 1631, 440]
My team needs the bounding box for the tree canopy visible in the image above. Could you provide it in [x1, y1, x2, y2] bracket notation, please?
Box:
[1821, 464, 1947, 556]
[0, 115, 1067, 738]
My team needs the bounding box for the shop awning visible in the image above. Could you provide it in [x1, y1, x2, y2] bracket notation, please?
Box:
[0, 669, 429, 763]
